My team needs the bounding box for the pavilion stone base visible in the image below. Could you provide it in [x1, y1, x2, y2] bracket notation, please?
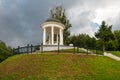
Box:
[41, 45, 73, 52]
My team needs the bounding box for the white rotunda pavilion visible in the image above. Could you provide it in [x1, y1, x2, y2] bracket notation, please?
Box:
[41, 18, 65, 45]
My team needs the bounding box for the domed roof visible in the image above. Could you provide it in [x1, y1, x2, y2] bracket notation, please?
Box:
[45, 18, 61, 23]
[41, 18, 65, 29]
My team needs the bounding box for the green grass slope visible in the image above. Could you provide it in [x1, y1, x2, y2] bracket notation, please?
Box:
[0, 54, 120, 80]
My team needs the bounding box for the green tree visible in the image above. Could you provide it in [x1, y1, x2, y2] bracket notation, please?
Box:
[70, 34, 96, 49]
[105, 40, 118, 51]
[50, 6, 72, 45]
[95, 21, 114, 54]
[0, 40, 12, 62]
[114, 30, 120, 50]
[96, 39, 103, 50]
[69, 35, 77, 46]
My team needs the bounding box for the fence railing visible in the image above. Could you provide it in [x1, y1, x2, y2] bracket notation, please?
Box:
[13, 43, 103, 55]
[13, 44, 43, 55]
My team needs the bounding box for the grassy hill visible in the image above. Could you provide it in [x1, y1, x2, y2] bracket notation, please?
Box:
[0, 53, 120, 80]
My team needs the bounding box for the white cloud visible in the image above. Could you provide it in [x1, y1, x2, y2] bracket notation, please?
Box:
[66, 0, 120, 37]
[66, 4, 96, 36]
[93, 5, 120, 24]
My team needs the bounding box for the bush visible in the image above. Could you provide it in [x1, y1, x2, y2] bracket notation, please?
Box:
[35, 45, 40, 51]
[0, 40, 12, 62]
[105, 40, 119, 51]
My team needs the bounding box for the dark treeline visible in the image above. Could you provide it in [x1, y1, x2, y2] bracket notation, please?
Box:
[0, 40, 12, 62]
[69, 29, 120, 52]
[105, 30, 120, 51]
[69, 34, 96, 50]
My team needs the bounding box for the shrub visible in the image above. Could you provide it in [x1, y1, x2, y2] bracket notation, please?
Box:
[0, 40, 12, 62]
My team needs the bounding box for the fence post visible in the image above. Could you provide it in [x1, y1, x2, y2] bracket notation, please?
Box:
[96, 47, 97, 55]
[58, 42, 59, 54]
[41, 43, 43, 53]
[18, 46, 20, 54]
[85, 45, 88, 54]
[39, 45, 41, 53]
[12, 48, 15, 55]
[87, 48, 88, 54]
[31, 44, 33, 54]
[86, 46, 88, 55]
[74, 45, 75, 54]
[77, 46, 79, 54]
[27, 44, 29, 54]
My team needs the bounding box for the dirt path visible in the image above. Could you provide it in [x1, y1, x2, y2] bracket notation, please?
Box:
[81, 48, 120, 61]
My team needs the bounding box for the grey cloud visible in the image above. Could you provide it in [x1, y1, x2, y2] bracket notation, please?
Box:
[0, 0, 48, 47]
[0, 0, 120, 47]
[67, 0, 120, 36]
[0, 0, 76, 47]
[68, 8, 97, 36]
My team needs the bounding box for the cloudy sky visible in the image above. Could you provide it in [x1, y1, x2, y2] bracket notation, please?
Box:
[0, 0, 120, 47]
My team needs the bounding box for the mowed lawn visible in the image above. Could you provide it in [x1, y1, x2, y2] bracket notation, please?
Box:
[0, 54, 120, 80]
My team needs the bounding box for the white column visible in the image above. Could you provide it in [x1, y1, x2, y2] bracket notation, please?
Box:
[51, 26, 54, 45]
[43, 28, 46, 45]
[60, 28, 63, 45]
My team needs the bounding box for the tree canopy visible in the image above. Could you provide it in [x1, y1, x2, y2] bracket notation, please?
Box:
[70, 34, 96, 49]
[113, 30, 120, 50]
[50, 6, 72, 45]
[95, 21, 114, 53]
[0, 40, 12, 62]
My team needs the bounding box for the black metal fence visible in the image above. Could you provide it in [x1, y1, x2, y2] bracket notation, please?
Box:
[13, 43, 103, 55]
[13, 44, 43, 55]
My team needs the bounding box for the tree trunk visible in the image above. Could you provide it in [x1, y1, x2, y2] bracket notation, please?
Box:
[102, 40, 105, 55]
